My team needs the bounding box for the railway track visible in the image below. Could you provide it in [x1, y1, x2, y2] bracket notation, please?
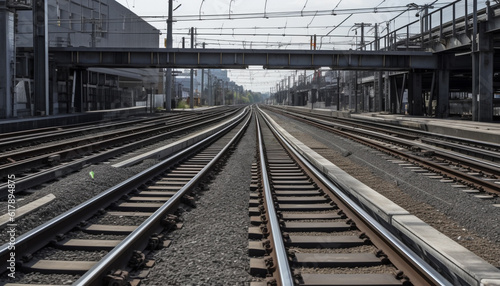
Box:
[265, 106, 500, 159]
[0, 107, 243, 199]
[0, 107, 251, 286]
[249, 109, 451, 286]
[0, 113, 180, 152]
[263, 106, 500, 196]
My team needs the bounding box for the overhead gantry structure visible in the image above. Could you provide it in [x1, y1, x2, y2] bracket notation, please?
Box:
[47, 47, 438, 71]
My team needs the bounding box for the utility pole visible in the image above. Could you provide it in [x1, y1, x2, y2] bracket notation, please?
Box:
[190, 27, 194, 109]
[165, 0, 173, 111]
[353, 23, 371, 113]
[472, 0, 478, 120]
[201, 42, 205, 105]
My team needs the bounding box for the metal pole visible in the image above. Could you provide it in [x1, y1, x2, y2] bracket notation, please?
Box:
[208, 70, 212, 105]
[33, 0, 49, 116]
[223, 81, 226, 105]
[190, 27, 194, 109]
[201, 42, 205, 105]
[360, 23, 365, 50]
[287, 76, 290, 105]
[0, 2, 14, 118]
[471, 0, 478, 120]
[355, 71, 358, 112]
[315, 70, 320, 110]
[337, 72, 340, 111]
[165, 0, 173, 111]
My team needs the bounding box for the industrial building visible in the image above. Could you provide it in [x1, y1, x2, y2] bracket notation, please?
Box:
[0, 0, 160, 118]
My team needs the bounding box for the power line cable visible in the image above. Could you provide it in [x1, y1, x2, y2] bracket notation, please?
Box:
[140, 5, 435, 22]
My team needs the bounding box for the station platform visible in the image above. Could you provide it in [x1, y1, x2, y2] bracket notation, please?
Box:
[352, 112, 500, 145]
[275, 106, 500, 145]
[0, 107, 148, 133]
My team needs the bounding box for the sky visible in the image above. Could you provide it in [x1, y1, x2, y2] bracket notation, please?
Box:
[113, 0, 471, 93]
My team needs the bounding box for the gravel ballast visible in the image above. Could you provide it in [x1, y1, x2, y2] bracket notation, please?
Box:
[141, 116, 256, 285]
[0, 112, 256, 285]
[1, 108, 499, 285]
[263, 108, 500, 268]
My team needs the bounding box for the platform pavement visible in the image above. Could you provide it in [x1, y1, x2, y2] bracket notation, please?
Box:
[276, 105, 500, 145]
[0, 107, 149, 133]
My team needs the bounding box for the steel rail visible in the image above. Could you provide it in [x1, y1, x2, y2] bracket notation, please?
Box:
[74, 107, 252, 285]
[0, 110, 234, 165]
[0, 108, 247, 199]
[334, 125, 500, 195]
[0, 108, 242, 197]
[264, 106, 500, 195]
[267, 106, 500, 152]
[306, 119, 500, 195]
[0, 112, 188, 146]
[333, 123, 500, 173]
[255, 114, 295, 286]
[0, 107, 250, 275]
[257, 106, 453, 286]
[420, 137, 500, 163]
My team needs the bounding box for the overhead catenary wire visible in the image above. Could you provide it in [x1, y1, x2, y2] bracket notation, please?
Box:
[31, 0, 451, 93]
[139, 4, 444, 22]
[173, 31, 373, 38]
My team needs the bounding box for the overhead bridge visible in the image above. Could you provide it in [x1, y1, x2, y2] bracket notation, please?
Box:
[49, 47, 438, 71]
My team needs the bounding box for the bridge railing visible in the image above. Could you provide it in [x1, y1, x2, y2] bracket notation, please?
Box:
[364, 0, 490, 52]
[6, 0, 32, 9]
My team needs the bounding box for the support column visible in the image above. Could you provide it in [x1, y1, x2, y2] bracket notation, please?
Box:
[477, 22, 494, 122]
[374, 71, 383, 112]
[384, 71, 389, 111]
[287, 76, 290, 105]
[33, 0, 49, 116]
[408, 72, 423, 116]
[426, 71, 436, 116]
[201, 44, 205, 105]
[73, 69, 84, 113]
[0, 2, 14, 118]
[50, 63, 58, 115]
[354, 71, 358, 112]
[471, 0, 479, 121]
[389, 76, 398, 114]
[436, 69, 449, 118]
